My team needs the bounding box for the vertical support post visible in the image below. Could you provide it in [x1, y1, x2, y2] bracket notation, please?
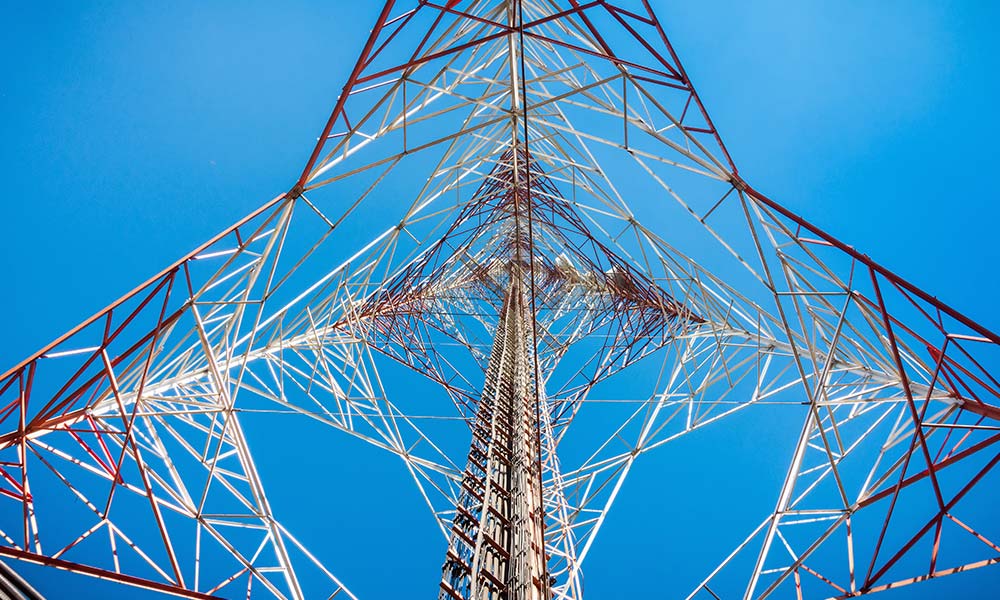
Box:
[439, 273, 548, 599]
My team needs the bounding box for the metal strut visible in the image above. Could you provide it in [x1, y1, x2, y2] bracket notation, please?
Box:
[440, 269, 549, 600]
[0, 561, 44, 600]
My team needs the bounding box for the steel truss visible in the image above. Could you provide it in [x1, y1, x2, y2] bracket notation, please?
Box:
[2, 1, 998, 599]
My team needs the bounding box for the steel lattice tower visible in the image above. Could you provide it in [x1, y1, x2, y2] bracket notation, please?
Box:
[3, 2, 999, 599]
[438, 145, 549, 600]
[442, 269, 547, 600]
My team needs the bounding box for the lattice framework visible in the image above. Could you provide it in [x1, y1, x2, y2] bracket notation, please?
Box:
[2, 2, 998, 599]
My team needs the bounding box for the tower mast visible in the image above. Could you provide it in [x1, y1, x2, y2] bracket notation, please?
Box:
[441, 270, 549, 600]
[441, 144, 549, 599]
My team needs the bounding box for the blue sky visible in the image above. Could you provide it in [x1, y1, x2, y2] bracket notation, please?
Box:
[1, 1, 999, 598]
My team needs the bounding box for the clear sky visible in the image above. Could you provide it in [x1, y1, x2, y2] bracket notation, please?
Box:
[1, 1, 998, 598]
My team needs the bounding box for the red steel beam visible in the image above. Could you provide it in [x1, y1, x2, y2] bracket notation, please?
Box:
[0, 193, 288, 383]
[740, 181, 1000, 347]
[864, 449, 1000, 588]
[0, 547, 222, 600]
[640, 0, 739, 172]
[294, 1, 399, 191]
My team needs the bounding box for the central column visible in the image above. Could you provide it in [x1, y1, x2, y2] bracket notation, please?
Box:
[440, 270, 549, 600]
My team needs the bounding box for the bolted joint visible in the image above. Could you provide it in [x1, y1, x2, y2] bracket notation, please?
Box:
[286, 183, 305, 200]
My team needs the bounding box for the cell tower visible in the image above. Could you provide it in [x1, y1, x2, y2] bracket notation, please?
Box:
[2, 1, 998, 599]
